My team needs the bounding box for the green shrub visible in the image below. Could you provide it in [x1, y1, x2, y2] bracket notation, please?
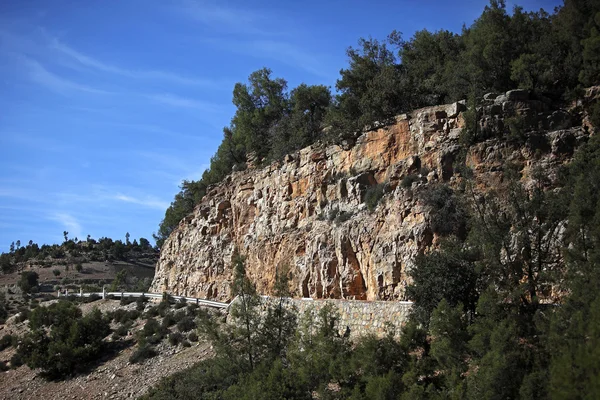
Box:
[161, 313, 176, 328]
[145, 306, 159, 318]
[418, 184, 466, 237]
[110, 309, 140, 324]
[52, 269, 61, 277]
[10, 352, 23, 368]
[136, 295, 149, 312]
[168, 332, 184, 346]
[186, 303, 199, 316]
[157, 300, 170, 317]
[401, 173, 420, 188]
[506, 114, 527, 143]
[18, 271, 39, 293]
[141, 318, 166, 344]
[0, 334, 16, 351]
[129, 342, 157, 364]
[120, 296, 135, 306]
[187, 331, 198, 342]
[18, 302, 110, 379]
[174, 297, 187, 309]
[589, 100, 600, 133]
[364, 184, 386, 212]
[114, 322, 132, 338]
[82, 284, 101, 292]
[335, 210, 353, 224]
[0, 361, 8, 372]
[177, 316, 196, 333]
[86, 293, 101, 303]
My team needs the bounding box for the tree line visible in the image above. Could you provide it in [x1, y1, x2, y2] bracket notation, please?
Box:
[0, 232, 155, 275]
[155, 0, 600, 247]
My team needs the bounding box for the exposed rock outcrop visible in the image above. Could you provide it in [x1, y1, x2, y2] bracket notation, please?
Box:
[151, 91, 591, 302]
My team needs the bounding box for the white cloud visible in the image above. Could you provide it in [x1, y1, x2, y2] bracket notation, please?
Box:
[147, 93, 219, 112]
[247, 40, 330, 78]
[113, 194, 170, 210]
[179, 0, 269, 35]
[50, 212, 83, 240]
[21, 57, 110, 94]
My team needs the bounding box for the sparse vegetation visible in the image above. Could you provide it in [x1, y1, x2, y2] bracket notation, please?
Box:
[335, 210, 353, 224]
[176, 316, 196, 333]
[0, 334, 16, 351]
[129, 342, 157, 364]
[17, 301, 110, 379]
[418, 183, 466, 237]
[168, 332, 184, 346]
[401, 173, 420, 188]
[364, 183, 386, 211]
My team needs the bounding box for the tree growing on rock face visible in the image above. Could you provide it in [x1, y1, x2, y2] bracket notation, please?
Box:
[327, 37, 409, 141]
[269, 84, 331, 161]
[399, 28, 466, 106]
[231, 68, 289, 163]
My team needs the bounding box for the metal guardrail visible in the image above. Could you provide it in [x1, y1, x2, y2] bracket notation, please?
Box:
[58, 290, 229, 309]
[58, 291, 413, 311]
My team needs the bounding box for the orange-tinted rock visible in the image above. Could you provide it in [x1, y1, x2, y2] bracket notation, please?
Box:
[151, 92, 591, 302]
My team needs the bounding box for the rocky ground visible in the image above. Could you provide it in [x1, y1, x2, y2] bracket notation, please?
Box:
[0, 299, 216, 400]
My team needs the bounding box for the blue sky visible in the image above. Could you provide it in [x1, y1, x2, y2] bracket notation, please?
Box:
[0, 0, 561, 251]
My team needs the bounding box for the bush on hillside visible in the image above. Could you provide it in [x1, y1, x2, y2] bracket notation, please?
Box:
[17, 301, 110, 379]
[129, 342, 157, 364]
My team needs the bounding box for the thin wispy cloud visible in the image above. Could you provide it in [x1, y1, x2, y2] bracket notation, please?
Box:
[147, 93, 219, 112]
[113, 194, 170, 210]
[112, 123, 208, 141]
[179, 0, 271, 35]
[50, 38, 225, 88]
[0, 187, 36, 202]
[21, 57, 110, 95]
[49, 212, 83, 240]
[199, 37, 331, 79]
[248, 40, 330, 78]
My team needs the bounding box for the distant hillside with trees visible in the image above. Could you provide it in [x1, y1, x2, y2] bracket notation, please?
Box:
[0, 232, 158, 295]
[155, 0, 600, 247]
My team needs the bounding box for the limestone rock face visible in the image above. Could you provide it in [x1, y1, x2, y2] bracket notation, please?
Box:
[151, 91, 590, 302]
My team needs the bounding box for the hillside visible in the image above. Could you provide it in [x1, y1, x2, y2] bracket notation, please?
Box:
[0, 236, 158, 291]
[0, 298, 215, 400]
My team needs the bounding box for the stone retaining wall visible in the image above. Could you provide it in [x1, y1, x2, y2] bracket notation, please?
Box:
[256, 297, 413, 339]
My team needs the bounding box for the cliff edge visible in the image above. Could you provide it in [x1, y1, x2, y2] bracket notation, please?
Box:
[151, 90, 592, 302]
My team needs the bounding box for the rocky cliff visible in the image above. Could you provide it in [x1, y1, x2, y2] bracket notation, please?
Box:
[151, 89, 592, 302]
